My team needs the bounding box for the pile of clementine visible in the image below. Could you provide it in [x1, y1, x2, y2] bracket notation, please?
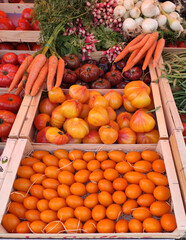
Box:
[2, 149, 177, 234]
[35, 82, 159, 145]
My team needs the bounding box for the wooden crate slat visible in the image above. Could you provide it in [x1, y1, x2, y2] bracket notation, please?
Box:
[9, 95, 32, 138]
[163, 47, 186, 53]
[150, 82, 168, 139]
[0, 3, 34, 13]
[19, 87, 43, 140]
[149, 58, 157, 82]
[170, 130, 186, 209]
[0, 30, 40, 42]
[0, 50, 36, 57]
[156, 56, 184, 134]
[0, 139, 17, 190]
[0, 139, 186, 238]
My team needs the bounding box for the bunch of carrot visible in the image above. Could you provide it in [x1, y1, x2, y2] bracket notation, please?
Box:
[114, 32, 165, 72]
[8, 53, 65, 96]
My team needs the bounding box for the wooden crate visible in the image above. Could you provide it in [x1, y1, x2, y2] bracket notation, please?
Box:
[155, 56, 184, 135]
[170, 130, 186, 210]
[0, 138, 17, 190]
[19, 79, 168, 142]
[0, 3, 40, 42]
[0, 139, 186, 238]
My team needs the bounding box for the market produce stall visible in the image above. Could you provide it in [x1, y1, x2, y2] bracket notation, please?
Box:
[0, 0, 185, 238]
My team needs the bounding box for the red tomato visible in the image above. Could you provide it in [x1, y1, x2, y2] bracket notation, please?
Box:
[18, 18, 32, 30]
[22, 8, 35, 22]
[0, 18, 15, 30]
[16, 43, 30, 51]
[17, 53, 30, 65]
[183, 123, 186, 136]
[0, 64, 19, 87]
[166, 43, 177, 48]
[36, 127, 50, 143]
[176, 41, 186, 48]
[32, 20, 40, 30]
[0, 11, 7, 19]
[34, 113, 50, 130]
[0, 43, 14, 50]
[180, 114, 186, 122]
[32, 43, 42, 51]
[8, 0, 21, 2]
[0, 110, 16, 137]
[1, 52, 18, 65]
[16, 27, 24, 31]
[0, 94, 22, 113]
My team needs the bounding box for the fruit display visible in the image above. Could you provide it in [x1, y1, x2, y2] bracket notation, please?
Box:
[0, 0, 185, 237]
[2, 148, 177, 234]
[0, 8, 39, 31]
[0, 93, 22, 142]
[33, 82, 161, 145]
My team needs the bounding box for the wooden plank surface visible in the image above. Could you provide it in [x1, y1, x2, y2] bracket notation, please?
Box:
[0, 139, 17, 190]
[0, 30, 40, 42]
[0, 3, 34, 13]
[170, 130, 186, 210]
[156, 57, 184, 134]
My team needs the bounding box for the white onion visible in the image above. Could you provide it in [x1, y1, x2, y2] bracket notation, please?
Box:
[142, 18, 158, 33]
[123, 18, 137, 31]
[154, 6, 160, 16]
[124, 10, 130, 19]
[141, 0, 158, 17]
[114, 5, 126, 18]
[157, 14, 167, 26]
[135, 1, 142, 8]
[135, 17, 144, 26]
[123, 0, 134, 10]
[130, 7, 141, 18]
[169, 19, 183, 31]
[117, 0, 124, 5]
[169, 11, 180, 19]
[160, 1, 176, 13]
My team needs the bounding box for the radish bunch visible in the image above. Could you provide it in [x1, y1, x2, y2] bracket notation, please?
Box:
[87, 0, 123, 33]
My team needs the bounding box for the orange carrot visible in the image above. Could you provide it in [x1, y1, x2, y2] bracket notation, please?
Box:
[30, 60, 48, 96]
[18, 58, 36, 88]
[15, 82, 24, 95]
[142, 40, 157, 71]
[114, 33, 146, 63]
[54, 58, 65, 88]
[153, 38, 165, 68]
[123, 32, 159, 72]
[47, 55, 58, 91]
[24, 54, 47, 96]
[128, 34, 151, 52]
[126, 48, 140, 65]
[8, 55, 33, 92]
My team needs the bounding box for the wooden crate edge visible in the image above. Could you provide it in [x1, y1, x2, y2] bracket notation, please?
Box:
[0, 30, 40, 43]
[170, 130, 186, 209]
[0, 138, 17, 190]
[156, 56, 184, 134]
